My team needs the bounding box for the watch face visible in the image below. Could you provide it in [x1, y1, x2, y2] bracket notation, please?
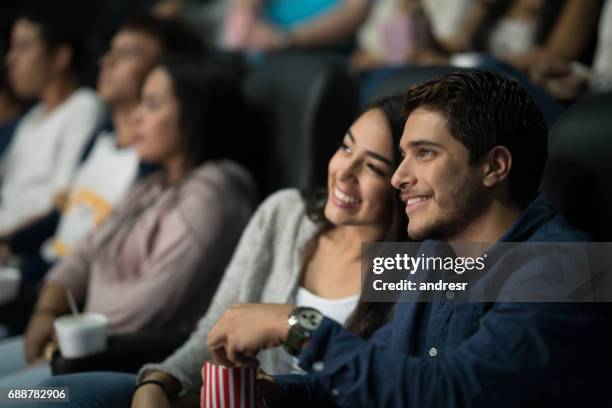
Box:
[297, 309, 323, 330]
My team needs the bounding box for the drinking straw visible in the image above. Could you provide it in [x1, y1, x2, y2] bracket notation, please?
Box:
[66, 288, 80, 317]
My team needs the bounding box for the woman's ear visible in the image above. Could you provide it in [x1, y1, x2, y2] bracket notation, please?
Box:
[482, 146, 512, 188]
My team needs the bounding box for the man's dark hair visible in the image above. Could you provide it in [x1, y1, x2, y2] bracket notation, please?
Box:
[120, 16, 206, 56]
[403, 70, 548, 208]
[16, 0, 93, 85]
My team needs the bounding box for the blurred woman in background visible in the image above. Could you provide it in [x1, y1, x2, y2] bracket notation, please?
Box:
[0, 56, 256, 387]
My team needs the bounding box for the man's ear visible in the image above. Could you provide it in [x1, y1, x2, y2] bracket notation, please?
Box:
[50, 44, 73, 76]
[482, 146, 512, 188]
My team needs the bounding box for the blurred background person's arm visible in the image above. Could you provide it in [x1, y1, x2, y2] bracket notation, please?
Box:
[224, 0, 370, 52]
[508, 0, 602, 72]
[530, 0, 611, 100]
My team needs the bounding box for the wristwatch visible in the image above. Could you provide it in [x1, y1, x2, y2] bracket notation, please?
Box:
[284, 307, 323, 356]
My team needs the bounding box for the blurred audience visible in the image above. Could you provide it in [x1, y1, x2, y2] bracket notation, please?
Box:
[351, 0, 477, 72]
[351, 0, 435, 72]
[0, 56, 256, 387]
[1, 1, 104, 236]
[531, 0, 612, 100]
[222, 0, 371, 53]
[0, 16, 205, 314]
[37, 94, 409, 407]
[151, 0, 229, 46]
[449, 0, 602, 73]
[421, 0, 474, 47]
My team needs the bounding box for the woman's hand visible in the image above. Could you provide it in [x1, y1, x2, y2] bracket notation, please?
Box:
[207, 304, 294, 368]
[24, 312, 55, 363]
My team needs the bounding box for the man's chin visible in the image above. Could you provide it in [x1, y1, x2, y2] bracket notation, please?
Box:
[407, 224, 431, 241]
[408, 218, 461, 242]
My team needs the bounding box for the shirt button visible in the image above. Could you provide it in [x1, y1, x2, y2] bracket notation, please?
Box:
[445, 291, 455, 300]
[331, 388, 340, 397]
[428, 347, 438, 357]
[312, 361, 325, 372]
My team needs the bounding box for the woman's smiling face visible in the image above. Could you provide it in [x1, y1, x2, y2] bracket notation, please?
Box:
[324, 108, 396, 231]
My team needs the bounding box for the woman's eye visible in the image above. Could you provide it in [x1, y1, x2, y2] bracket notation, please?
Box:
[366, 163, 385, 176]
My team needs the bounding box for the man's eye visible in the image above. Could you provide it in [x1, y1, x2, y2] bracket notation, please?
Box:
[418, 149, 434, 159]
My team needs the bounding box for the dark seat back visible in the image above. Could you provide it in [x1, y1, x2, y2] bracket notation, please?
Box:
[362, 66, 481, 103]
[243, 53, 359, 196]
[540, 92, 612, 241]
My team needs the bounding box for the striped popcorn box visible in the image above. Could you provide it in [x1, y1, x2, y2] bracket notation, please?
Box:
[201, 361, 268, 408]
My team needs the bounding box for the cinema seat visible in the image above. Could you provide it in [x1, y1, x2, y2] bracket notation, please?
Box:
[540, 92, 612, 241]
[243, 53, 359, 196]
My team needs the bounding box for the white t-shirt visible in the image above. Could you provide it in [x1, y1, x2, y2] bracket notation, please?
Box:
[0, 88, 104, 234]
[422, 0, 473, 42]
[487, 17, 537, 58]
[41, 132, 139, 261]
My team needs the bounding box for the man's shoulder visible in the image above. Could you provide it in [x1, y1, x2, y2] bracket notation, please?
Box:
[528, 212, 591, 243]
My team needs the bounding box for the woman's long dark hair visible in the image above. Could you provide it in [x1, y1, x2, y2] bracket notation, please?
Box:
[157, 55, 249, 173]
[89, 56, 249, 256]
[302, 93, 409, 338]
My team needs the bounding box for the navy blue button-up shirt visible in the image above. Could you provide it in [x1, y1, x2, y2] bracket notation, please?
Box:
[275, 194, 612, 407]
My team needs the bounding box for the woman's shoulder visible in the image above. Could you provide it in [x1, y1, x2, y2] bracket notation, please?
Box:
[183, 160, 257, 203]
[256, 188, 307, 221]
[170, 161, 257, 236]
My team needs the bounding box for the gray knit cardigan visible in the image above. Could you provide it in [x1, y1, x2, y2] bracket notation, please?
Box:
[139, 189, 320, 394]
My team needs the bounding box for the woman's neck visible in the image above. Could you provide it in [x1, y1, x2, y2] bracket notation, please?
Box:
[40, 76, 78, 114]
[322, 223, 388, 260]
[164, 156, 186, 184]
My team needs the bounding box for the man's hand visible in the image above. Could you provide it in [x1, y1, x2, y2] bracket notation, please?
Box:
[24, 312, 55, 363]
[207, 304, 294, 368]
